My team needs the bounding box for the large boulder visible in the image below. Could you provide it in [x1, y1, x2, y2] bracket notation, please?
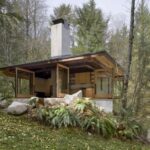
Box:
[44, 90, 83, 107]
[15, 99, 30, 104]
[44, 98, 64, 107]
[13, 97, 39, 108]
[73, 90, 82, 98]
[64, 90, 82, 105]
[7, 101, 28, 115]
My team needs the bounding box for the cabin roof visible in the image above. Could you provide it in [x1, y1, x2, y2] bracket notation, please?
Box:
[0, 51, 124, 77]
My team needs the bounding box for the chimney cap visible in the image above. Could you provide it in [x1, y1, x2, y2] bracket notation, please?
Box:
[52, 18, 65, 25]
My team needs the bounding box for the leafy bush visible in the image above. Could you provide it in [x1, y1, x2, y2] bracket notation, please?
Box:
[73, 99, 94, 113]
[115, 105, 143, 140]
[0, 77, 14, 99]
[37, 105, 79, 128]
[36, 98, 143, 139]
[117, 119, 143, 140]
[81, 115, 117, 138]
[72, 99, 117, 138]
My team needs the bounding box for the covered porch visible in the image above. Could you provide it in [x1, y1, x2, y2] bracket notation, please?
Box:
[0, 51, 124, 99]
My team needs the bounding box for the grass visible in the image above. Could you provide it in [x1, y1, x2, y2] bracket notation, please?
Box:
[0, 111, 149, 150]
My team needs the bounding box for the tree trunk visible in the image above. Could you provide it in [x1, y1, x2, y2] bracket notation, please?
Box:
[134, 0, 145, 114]
[33, 1, 37, 39]
[25, 0, 30, 38]
[122, 0, 136, 116]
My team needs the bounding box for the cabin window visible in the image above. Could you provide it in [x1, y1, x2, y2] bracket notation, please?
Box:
[59, 67, 68, 93]
[57, 64, 69, 97]
[16, 68, 34, 97]
[96, 76, 112, 98]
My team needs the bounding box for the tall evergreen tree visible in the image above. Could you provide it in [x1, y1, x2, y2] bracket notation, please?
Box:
[108, 25, 129, 70]
[74, 0, 108, 53]
[131, 0, 150, 114]
[0, 0, 21, 28]
[0, 0, 23, 66]
[15, 0, 50, 62]
[122, 0, 135, 116]
[50, 4, 73, 24]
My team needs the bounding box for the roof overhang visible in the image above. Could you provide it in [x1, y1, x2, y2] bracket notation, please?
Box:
[0, 51, 124, 78]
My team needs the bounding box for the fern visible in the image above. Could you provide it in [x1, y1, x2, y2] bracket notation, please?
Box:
[36, 98, 142, 139]
[37, 105, 79, 128]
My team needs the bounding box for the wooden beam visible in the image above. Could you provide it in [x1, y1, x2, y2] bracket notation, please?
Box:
[94, 94, 113, 99]
[16, 67, 34, 73]
[60, 56, 85, 62]
[57, 63, 69, 69]
[92, 55, 124, 76]
[34, 68, 51, 73]
[70, 65, 95, 70]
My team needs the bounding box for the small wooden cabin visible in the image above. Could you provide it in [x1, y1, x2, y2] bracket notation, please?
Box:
[0, 51, 124, 99]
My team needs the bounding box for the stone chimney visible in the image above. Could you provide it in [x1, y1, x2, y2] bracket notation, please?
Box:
[51, 18, 71, 57]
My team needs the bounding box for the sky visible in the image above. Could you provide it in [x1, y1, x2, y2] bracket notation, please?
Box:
[46, 0, 150, 29]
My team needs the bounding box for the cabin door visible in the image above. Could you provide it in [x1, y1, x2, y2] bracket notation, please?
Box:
[57, 64, 69, 97]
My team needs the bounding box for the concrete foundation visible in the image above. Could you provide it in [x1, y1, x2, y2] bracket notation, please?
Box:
[93, 99, 113, 113]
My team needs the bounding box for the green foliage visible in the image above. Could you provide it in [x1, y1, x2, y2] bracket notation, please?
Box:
[82, 116, 116, 138]
[0, 111, 148, 150]
[74, 0, 108, 53]
[117, 120, 142, 140]
[73, 99, 94, 113]
[0, 0, 22, 29]
[116, 105, 143, 140]
[73, 99, 117, 138]
[130, 0, 150, 114]
[108, 25, 128, 70]
[0, 76, 14, 98]
[50, 4, 73, 24]
[37, 99, 144, 139]
[37, 99, 117, 138]
[37, 105, 79, 128]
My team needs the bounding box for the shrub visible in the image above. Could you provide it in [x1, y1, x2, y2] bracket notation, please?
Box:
[73, 99, 93, 113]
[81, 115, 117, 138]
[36, 98, 143, 139]
[71, 99, 117, 138]
[37, 105, 79, 128]
[117, 119, 143, 140]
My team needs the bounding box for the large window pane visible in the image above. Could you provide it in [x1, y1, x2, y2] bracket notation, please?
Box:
[96, 75, 112, 97]
[16, 68, 34, 97]
[57, 64, 69, 97]
[59, 67, 68, 93]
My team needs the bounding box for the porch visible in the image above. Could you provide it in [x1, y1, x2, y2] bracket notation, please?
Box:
[0, 51, 124, 99]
